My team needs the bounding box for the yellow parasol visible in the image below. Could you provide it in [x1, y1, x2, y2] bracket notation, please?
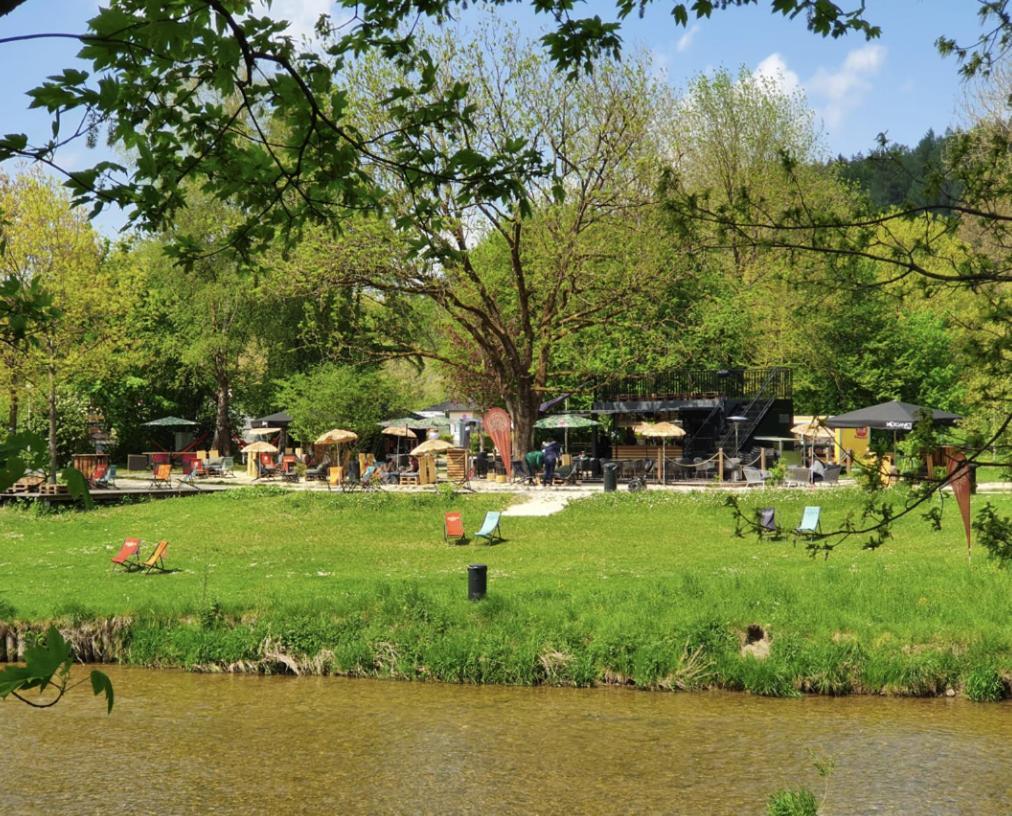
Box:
[243, 440, 278, 453]
[409, 438, 453, 456]
[315, 429, 358, 446]
[382, 426, 417, 438]
[635, 422, 686, 483]
[790, 421, 833, 440]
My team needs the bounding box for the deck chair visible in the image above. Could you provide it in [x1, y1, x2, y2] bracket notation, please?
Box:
[304, 456, 330, 481]
[474, 511, 503, 545]
[756, 508, 780, 540]
[93, 464, 117, 489]
[111, 537, 142, 571]
[793, 506, 822, 543]
[743, 466, 766, 488]
[359, 463, 384, 491]
[137, 540, 170, 573]
[88, 462, 109, 489]
[444, 511, 466, 544]
[179, 460, 203, 488]
[149, 463, 172, 489]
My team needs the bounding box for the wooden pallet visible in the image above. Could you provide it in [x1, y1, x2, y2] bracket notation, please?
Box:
[37, 483, 69, 495]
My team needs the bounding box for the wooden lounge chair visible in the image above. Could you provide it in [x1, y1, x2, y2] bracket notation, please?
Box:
[474, 511, 503, 545]
[444, 511, 466, 544]
[137, 540, 170, 573]
[149, 463, 172, 489]
[793, 506, 822, 543]
[111, 537, 142, 570]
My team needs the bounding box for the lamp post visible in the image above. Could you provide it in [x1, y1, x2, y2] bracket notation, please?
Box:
[728, 415, 748, 453]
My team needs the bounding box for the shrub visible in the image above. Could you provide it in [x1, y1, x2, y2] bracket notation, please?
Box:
[973, 503, 1012, 566]
[766, 788, 819, 816]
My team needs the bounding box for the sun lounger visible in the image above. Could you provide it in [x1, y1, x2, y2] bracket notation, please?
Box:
[444, 511, 466, 544]
[111, 537, 142, 570]
[756, 508, 779, 539]
[474, 511, 503, 545]
[743, 466, 767, 487]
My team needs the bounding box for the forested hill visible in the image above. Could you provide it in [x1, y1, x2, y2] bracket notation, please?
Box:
[831, 129, 960, 210]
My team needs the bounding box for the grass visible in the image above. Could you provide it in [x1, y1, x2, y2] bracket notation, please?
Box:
[1, 486, 1010, 697]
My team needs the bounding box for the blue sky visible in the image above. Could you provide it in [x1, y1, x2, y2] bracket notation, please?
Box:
[0, 1, 984, 233]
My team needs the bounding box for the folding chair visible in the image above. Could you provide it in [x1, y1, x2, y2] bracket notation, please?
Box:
[444, 511, 466, 544]
[474, 511, 503, 545]
[111, 537, 142, 571]
[149, 463, 172, 488]
[793, 506, 822, 543]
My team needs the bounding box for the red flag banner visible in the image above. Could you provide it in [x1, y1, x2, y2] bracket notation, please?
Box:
[946, 449, 972, 561]
[483, 408, 513, 477]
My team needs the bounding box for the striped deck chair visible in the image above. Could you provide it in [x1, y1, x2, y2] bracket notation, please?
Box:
[474, 511, 503, 545]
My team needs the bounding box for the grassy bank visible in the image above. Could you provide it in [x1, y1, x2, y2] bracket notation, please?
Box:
[1, 487, 1010, 699]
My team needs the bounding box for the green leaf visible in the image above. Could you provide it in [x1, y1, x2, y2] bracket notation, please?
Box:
[90, 670, 115, 714]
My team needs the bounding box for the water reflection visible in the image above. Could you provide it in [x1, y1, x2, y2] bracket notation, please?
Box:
[2, 668, 1010, 814]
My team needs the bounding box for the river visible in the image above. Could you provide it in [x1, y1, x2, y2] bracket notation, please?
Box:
[1, 667, 1010, 814]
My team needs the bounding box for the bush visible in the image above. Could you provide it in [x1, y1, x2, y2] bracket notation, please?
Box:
[766, 788, 819, 816]
[973, 503, 1012, 566]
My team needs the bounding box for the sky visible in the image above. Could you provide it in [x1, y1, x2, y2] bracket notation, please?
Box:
[0, 1, 986, 235]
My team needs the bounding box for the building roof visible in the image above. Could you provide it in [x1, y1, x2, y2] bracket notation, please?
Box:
[419, 400, 478, 413]
[251, 410, 293, 426]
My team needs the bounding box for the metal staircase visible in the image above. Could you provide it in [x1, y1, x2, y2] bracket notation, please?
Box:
[716, 369, 779, 456]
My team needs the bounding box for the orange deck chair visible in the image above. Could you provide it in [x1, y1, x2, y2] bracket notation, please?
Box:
[137, 540, 170, 573]
[111, 537, 142, 570]
[444, 511, 466, 544]
[149, 463, 172, 489]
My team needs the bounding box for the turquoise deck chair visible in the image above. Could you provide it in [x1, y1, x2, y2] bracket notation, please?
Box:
[793, 506, 822, 541]
[474, 511, 503, 545]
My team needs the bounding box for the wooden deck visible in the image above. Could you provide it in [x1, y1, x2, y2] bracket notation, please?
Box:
[0, 482, 239, 505]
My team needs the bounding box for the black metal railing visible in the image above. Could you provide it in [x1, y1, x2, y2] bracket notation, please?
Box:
[596, 367, 791, 404]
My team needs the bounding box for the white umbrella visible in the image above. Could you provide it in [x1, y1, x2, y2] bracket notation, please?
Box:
[247, 426, 281, 437]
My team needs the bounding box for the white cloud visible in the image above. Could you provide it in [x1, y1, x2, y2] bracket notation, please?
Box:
[755, 52, 801, 95]
[806, 44, 886, 127]
[754, 45, 886, 131]
[257, 0, 334, 42]
[676, 25, 699, 54]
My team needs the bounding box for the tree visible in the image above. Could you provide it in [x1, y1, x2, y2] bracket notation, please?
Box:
[0, 170, 104, 480]
[341, 28, 674, 449]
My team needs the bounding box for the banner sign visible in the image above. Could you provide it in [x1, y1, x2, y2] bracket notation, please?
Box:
[946, 450, 972, 561]
[483, 408, 513, 477]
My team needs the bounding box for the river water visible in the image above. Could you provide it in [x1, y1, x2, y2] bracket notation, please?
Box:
[1, 667, 1010, 815]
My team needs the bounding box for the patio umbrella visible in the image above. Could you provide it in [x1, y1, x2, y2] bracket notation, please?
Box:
[243, 440, 278, 453]
[247, 426, 281, 437]
[142, 415, 197, 427]
[409, 438, 453, 456]
[636, 422, 686, 483]
[534, 414, 599, 429]
[790, 421, 833, 439]
[825, 400, 961, 431]
[315, 429, 358, 446]
[382, 425, 418, 457]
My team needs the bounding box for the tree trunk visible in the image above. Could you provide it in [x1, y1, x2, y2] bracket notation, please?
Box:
[212, 370, 231, 455]
[6, 384, 17, 434]
[508, 391, 540, 457]
[47, 365, 58, 484]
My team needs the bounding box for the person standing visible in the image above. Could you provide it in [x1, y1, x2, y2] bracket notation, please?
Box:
[542, 439, 561, 487]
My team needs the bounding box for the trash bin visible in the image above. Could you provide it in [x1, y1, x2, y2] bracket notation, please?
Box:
[603, 463, 618, 492]
[468, 563, 487, 600]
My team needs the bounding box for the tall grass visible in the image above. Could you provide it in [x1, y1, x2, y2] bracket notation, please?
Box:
[1, 488, 1010, 698]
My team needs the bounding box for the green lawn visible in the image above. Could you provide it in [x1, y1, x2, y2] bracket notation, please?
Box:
[1, 487, 1010, 698]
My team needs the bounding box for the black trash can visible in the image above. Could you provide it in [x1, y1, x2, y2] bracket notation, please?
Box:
[603, 463, 618, 492]
[468, 563, 487, 600]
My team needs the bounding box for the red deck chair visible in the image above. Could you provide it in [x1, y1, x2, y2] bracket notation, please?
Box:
[87, 462, 109, 489]
[444, 511, 466, 544]
[112, 537, 142, 571]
